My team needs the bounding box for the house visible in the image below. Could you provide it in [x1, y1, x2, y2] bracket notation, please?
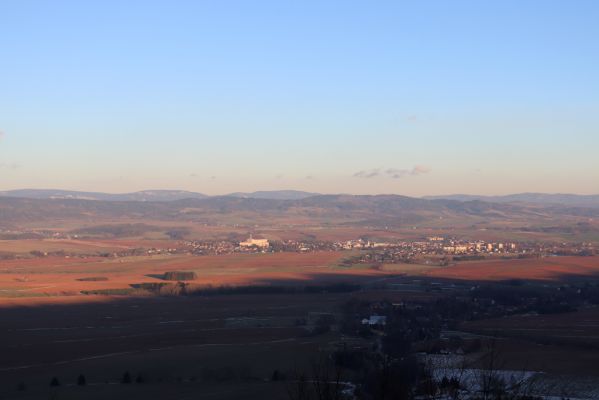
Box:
[361, 315, 387, 326]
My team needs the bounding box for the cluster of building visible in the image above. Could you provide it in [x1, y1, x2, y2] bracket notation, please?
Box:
[3, 227, 596, 261]
[337, 238, 518, 254]
[343, 236, 598, 266]
[181, 236, 271, 255]
[441, 240, 517, 254]
[181, 240, 236, 255]
[183, 236, 339, 255]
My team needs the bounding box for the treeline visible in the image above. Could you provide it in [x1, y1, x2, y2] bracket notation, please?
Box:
[182, 282, 360, 296]
[163, 271, 197, 281]
[192, 283, 359, 295]
[0, 232, 43, 240]
[76, 276, 109, 282]
[70, 223, 190, 238]
[82, 282, 361, 297]
[70, 223, 159, 237]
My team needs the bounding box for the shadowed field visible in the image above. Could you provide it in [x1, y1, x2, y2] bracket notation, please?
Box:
[0, 294, 353, 399]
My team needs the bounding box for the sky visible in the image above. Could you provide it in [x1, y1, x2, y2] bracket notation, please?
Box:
[1, 0, 598, 196]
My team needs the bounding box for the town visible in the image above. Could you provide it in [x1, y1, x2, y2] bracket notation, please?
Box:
[1, 228, 595, 262]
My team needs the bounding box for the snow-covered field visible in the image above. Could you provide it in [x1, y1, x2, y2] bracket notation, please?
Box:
[422, 354, 599, 399]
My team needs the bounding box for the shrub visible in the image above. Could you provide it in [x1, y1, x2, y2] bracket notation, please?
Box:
[81, 288, 135, 295]
[163, 271, 197, 281]
[122, 371, 132, 384]
[271, 369, 286, 381]
[76, 277, 108, 282]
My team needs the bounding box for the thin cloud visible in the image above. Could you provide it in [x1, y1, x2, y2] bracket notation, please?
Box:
[354, 165, 431, 179]
[412, 165, 431, 175]
[189, 173, 216, 180]
[353, 168, 381, 178]
[0, 162, 19, 170]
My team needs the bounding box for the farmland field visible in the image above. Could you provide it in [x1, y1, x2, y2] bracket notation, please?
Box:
[0, 251, 389, 301]
[2, 251, 599, 302]
[382, 256, 599, 282]
[460, 307, 599, 377]
[0, 206, 598, 399]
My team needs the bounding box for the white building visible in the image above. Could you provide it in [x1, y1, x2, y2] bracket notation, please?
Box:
[361, 315, 387, 326]
[239, 235, 269, 249]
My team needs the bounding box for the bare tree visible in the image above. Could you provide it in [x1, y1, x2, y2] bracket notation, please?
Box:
[287, 353, 348, 400]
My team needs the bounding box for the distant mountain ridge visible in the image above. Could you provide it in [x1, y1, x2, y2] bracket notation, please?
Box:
[1, 192, 598, 227]
[0, 189, 319, 201]
[226, 190, 319, 200]
[0, 189, 208, 202]
[2, 189, 599, 207]
[424, 193, 599, 208]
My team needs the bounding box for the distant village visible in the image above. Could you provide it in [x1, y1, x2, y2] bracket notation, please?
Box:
[1, 227, 594, 262]
[183, 235, 596, 261]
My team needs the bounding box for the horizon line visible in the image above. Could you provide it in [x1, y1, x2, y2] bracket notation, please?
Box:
[1, 188, 598, 198]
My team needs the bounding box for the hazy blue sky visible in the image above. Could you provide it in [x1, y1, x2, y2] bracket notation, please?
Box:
[1, 0, 598, 195]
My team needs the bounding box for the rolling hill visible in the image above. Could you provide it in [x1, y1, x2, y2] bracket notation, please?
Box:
[1, 193, 596, 228]
[0, 189, 208, 202]
[424, 193, 599, 208]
